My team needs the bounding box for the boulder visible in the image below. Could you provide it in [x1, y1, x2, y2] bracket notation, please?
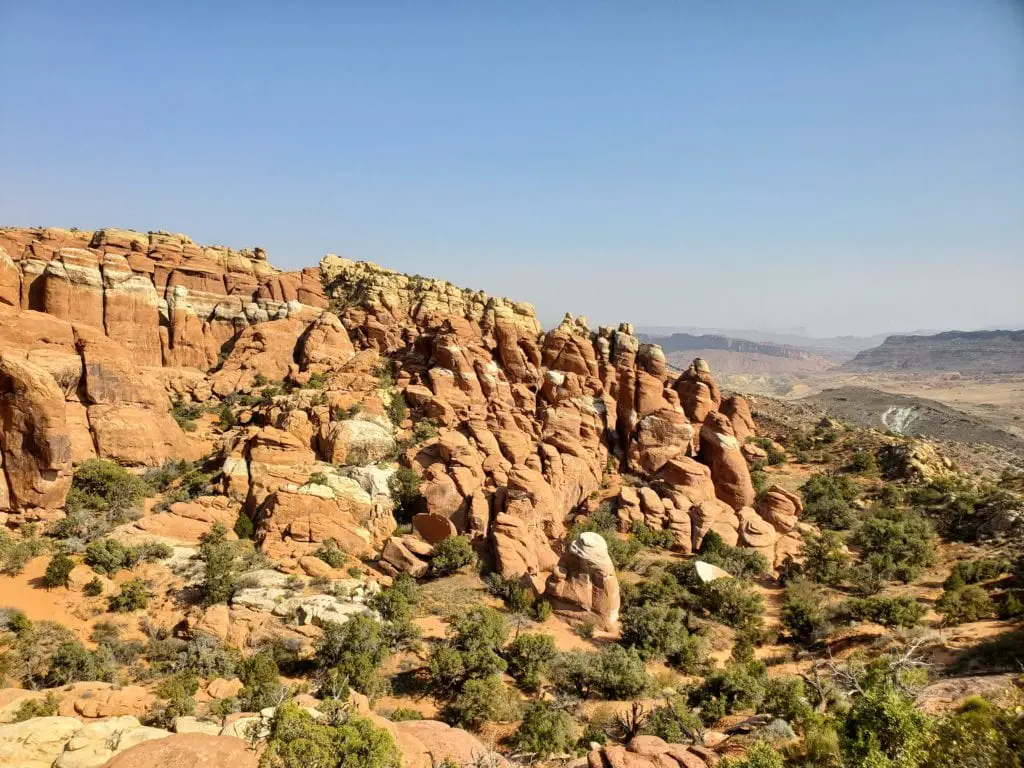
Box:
[546, 531, 620, 627]
[101, 734, 257, 768]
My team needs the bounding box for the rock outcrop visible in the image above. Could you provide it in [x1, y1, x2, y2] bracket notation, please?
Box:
[546, 531, 621, 626]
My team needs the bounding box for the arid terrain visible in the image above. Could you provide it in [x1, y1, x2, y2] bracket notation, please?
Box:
[0, 227, 1021, 768]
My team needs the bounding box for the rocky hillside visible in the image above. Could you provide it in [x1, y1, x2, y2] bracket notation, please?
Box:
[1, 226, 1021, 768]
[846, 329, 1024, 373]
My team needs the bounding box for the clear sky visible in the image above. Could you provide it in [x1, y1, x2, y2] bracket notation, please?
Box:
[1, 1, 1022, 336]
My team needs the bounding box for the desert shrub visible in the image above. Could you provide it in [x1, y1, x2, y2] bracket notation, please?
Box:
[238, 649, 284, 710]
[630, 521, 675, 550]
[233, 512, 255, 539]
[510, 700, 578, 758]
[838, 684, 930, 768]
[0, 528, 47, 575]
[619, 602, 704, 670]
[427, 607, 508, 695]
[550, 646, 650, 700]
[836, 596, 926, 628]
[998, 590, 1024, 620]
[387, 708, 423, 722]
[846, 451, 877, 474]
[260, 700, 401, 768]
[852, 507, 936, 583]
[13, 692, 60, 722]
[935, 585, 996, 626]
[920, 696, 1024, 768]
[316, 615, 390, 696]
[761, 675, 811, 724]
[698, 531, 770, 579]
[83, 577, 104, 596]
[800, 530, 852, 587]
[446, 676, 520, 730]
[800, 473, 859, 530]
[42, 551, 75, 589]
[198, 522, 238, 606]
[695, 576, 765, 632]
[483, 573, 553, 622]
[505, 632, 557, 692]
[780, 579, 832, 645]
[728, 740, 785, 768]
[169, 397, 203, 431]
[388, 467, 422, 523]
[411, 419, 438, 443]
[384, 392, 408, 426]
[85, 538, 135, 576]
[108, 579, 150, 612]
[313, 538, 347, 569]
[151, 462, 213, 512]
[67, 459, 148, 520]
[943, 557, 1012, 589]
[148, 671, 199, 727]
[688, 661, 767, 725]
[644, 697, 703, 744]
[429, 535, 474, 576]
[751, 469, 770, 497]
[43, 639, 110, 687]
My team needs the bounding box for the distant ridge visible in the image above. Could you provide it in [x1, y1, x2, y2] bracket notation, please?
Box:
[845, 329, 1024, 373]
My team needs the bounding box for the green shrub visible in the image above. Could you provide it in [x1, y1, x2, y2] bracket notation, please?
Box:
[837, 596, 926, 628]
[644, 697, 703, 744]
[943, 557, 1012, 589]
[387, 707, 422, 721]
[412, 419, 438, 443]
[510, 700, 578, 757]
[170, 397, 203, 432]
[108, 579, 150, 612]
[630, 521, 675, 550]
[852, 507, 936, 583]
[935, 585, 996, 626]
[316, 615, 390, 696]
[42, 551, 75, 589]
[13, 692, 60, 722]
[0, 529, 46, 576]
[728, 740, 785, 768]
[43, 639, 110, 687]
[781, 579, 832, 645]
[800, 530, 852, 587]
[838, 684, 930, 768]
[314, 538, 347, 569]
[198, 523, 238, 606]
[483, 573, 552, 621]
[761, 675, 812, 723]
[67, 459, 148, 519]
[619, 602, 704, 670]
[238, 649, 283, 711]
[261, 701, 401, 768]
[233, 512, 255, 540]
[149, 671, 199, 727]
[695, 576, 765, 632]
[921, 696, 1024, 768]
[505, 632, 557, 691]
[429, 535, 474, 577]
[687, 661, 767, 725]
[83, 577, 104, 597]
[384, 393, 408, 426]
[800, 473, 859, 530]
[446, 676, 520, 731]
[85, 538, 134, 576]
[388, 468, 422, 523]
[427, 607, 508, 694]
[550, 645, 650, 700]
[698, 531, 770, 579]
[846, 451, 877, 474]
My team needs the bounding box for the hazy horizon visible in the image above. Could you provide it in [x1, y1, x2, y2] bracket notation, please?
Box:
[2, 1, 1022, 336]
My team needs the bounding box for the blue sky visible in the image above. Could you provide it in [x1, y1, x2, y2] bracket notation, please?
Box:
[1, 1, 1022, 335]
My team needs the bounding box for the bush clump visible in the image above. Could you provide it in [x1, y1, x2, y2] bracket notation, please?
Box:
[446, 676, 521, 731]
[550, 645, 650, 700]
[505, 632, 557, 692]
[108, 579, 150, 612]
[851, 507, 936, 584]
[316, 614, 391, 696]
[261, 701, 401, 768]
[509, 700, 578, 758]
[427, 607, 508, 695]
[429, 535, 475, 577]
[935, 585, 996, 626]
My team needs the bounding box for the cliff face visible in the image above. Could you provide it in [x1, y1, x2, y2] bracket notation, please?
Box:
[846, 330, 1024, 374]
[1, 225, 801, 613]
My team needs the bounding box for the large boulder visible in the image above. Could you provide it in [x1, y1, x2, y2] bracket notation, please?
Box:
[546, 531, 620, 627]
[698, 413, 754, 511]
[0, 353, 72, 513]
[101, 734, 257, 768]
